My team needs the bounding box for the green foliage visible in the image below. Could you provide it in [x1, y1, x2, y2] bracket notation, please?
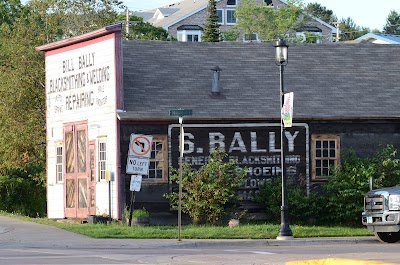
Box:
[132, 208, 149, 218]
[0, 162, 46, 217]
[257, 145, 400, 227]
[324, 145, 400, 226]
[256, 177, 327, 225]
[234, 0, 304, 42]
[222, 28, 240, 41]
[118, 14, 170, 40]
[202, 0, 220, 42]
[165, 148, 246, 225]
[383, 10, 400, 34]
[339, 17, 370, 41]
[304, 2, 337, 24]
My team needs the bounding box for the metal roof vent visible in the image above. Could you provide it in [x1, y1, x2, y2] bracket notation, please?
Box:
[211, 66, 222, 95]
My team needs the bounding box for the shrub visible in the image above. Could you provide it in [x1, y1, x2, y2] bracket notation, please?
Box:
[0, 162, 46, 217]
[165, 148, 246, 225]
[256, 177, 328, 225]
[324, 145, 400, 226]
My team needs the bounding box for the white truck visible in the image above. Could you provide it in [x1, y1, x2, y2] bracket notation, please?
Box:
[362, 186, 400, 243]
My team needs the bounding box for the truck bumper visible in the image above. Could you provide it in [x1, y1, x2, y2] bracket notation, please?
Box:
[362, 211, 400, 232]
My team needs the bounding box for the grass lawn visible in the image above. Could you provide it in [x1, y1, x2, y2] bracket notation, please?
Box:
[1, 212, 373, 239]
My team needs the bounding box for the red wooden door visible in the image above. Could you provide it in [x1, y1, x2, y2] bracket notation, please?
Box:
[64, 122, 90, 219]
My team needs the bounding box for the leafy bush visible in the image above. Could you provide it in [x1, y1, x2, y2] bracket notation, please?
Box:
[165, 148, 246, 225]
[256, 177, 328, 225]
[0, 162, 46, 217]
[256, 145, 400, 227]
[324, 145, 400, 226]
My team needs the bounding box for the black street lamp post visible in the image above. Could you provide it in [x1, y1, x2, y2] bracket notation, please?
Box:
[274, 39, 294, 240]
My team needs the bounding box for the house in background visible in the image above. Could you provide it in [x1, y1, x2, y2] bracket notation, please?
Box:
[37, 24, 400, 221]
[134, 0, 337, 43]
[355, 33, 400, 44]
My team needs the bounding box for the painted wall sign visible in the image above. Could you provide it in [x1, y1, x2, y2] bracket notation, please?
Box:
[168, 123, 309, 201]
[45, 38, 115, 115]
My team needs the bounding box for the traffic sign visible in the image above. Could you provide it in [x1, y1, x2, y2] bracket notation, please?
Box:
[129, 134, 153, 158]
[126, 156, 150, 175]
[169, 108, 192, 117]
[130, 175, 142, 191]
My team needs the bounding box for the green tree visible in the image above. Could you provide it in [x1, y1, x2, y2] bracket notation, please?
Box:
[0, 0, 24, 26]
[202, 0, 220, 42]
[118, 14, 170, 40]
[0, 0, 123, 215]
[165, 148, 246, 225]
[304, 2, 336, 24]
[339, 17, 369, 41]
[234, 0, 304, 42]
[383, 10, 400, 35]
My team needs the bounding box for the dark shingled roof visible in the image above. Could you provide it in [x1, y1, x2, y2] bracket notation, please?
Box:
[121, 41, 400, 121]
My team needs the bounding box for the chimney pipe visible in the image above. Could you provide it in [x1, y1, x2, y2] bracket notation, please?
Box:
[211, 66, 222, 95]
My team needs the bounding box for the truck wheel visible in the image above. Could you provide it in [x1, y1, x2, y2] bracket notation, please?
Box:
[374, 232, 400, 243]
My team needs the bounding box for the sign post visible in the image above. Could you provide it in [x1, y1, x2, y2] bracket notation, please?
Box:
[126, 134, 152, 226]
[128, 175, 142, 226]
[169, 108, 192, 242]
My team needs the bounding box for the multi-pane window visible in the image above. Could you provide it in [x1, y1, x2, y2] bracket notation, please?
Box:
[312, 135, 340, 180]
[226, 10, 236, 24]
[56, 146, 63, 183]
[217, 9, 223, 24]
[146, 136, 167, 182]
[187, 34, 199, 42]
[227, 0, 236, 6]
[98, 141, 107, 181]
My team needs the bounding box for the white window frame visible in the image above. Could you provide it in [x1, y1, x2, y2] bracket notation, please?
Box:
[226, 9, 237, 25]
[311, 134, 340, 181]
[98, 139, 107, 182]
[176, 30, 202, 42]
[217, 9, 224, 24]
[56, 145, 63, 183]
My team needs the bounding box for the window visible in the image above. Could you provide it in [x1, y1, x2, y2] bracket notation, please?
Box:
[227, 0, 236, 6]
[264, 0, 273, 5]
[56, 146, 63, 183]
[311, 134, 340, 180]
[244, 33, 258, 42]
[226, 9, 236, 24]
[187, 34, 200, 42]
[98, 141, 107, 181]
[145, 135, 167, 182]
[217, 9, 224, 24]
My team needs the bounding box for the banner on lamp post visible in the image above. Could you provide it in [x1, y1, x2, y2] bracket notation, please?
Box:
[281, 92, 294, 128]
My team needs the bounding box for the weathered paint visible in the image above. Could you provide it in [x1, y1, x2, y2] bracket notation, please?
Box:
[44, 32, 120, 219]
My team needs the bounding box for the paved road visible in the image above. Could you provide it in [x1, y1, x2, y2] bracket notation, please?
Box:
[0, 215, 399, 265]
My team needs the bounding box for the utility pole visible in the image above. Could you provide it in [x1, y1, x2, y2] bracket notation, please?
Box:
[333, 22, 340, 42]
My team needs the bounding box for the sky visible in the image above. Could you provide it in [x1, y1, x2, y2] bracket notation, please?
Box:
[20, 0, 400, 31]
[123, 0, 400, 31]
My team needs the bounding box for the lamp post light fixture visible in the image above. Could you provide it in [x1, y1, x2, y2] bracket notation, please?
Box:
[274, 39, 294, 240]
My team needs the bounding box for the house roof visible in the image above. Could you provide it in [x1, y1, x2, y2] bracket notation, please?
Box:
[120, 40, 400, 121]
[146, 0, 209, 29]
[356, 33, 400, 44]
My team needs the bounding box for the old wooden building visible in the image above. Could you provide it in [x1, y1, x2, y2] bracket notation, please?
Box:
[37, 24, 400, 220]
